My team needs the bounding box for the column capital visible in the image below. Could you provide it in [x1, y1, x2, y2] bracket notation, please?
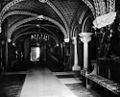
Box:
[72, 37, 77, 44]
[64, 38, 69, 43]
[79, 32, 92, 43]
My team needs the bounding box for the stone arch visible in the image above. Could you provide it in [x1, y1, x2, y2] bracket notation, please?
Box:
[12, 23, 59, 38]
[13, 31, 58, 44]
[0, 11, 38, 25]
[81, 15, 94, 32]
[70, 4, 89, 38]
[0, 0, 69, 38]
[7, 15, 67, 41]
[82, 0, 95, 18]
[12, 25, 59, 43]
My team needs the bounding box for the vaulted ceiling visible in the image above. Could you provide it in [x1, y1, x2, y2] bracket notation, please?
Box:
[0, 0, 118, 46]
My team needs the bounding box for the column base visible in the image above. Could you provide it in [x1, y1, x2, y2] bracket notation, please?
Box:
[72, 65, 80, 71]
[86, 78, 91, 89]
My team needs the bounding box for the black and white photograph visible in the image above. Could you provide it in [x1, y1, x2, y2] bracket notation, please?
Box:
[0, 0, 120, 97]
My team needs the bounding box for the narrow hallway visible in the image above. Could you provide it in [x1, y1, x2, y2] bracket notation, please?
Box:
[0, 0, 120, 97]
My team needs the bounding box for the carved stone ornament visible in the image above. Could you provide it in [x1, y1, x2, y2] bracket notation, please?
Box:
[93, 12, 116, 28]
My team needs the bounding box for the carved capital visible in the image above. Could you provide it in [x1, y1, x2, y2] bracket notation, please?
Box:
[79, 32, 92, 43]
[64, 38, 69, 43]
[72, 37, 77, 44]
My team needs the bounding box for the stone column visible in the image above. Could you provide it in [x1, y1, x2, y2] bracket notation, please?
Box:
[79, 32, 92, 88]
[79, 33, 92, 74]
[72, 37, 80, 71]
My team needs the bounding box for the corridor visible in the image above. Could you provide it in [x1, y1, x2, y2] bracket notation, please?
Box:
[0, 63, 119, 97]
[0, 0, 120, 97]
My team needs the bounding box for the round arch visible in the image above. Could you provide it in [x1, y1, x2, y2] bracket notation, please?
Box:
[12, 25, 59, 43]
[71, 7, 89, 38]
[0, 11, 38, 25]
[13, 31, 58, 44]
[81, 15, 94, 32]
[11, 23, 60, 39]
[7, 15, 67, 41]
[0, 0, 69, 36]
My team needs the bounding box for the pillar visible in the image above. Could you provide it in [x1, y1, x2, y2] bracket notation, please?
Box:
[5, 40, 8, 69]
[79, 32, 92, 74]
[72, 37, 80, 71]
[79, 32, 92, 88]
